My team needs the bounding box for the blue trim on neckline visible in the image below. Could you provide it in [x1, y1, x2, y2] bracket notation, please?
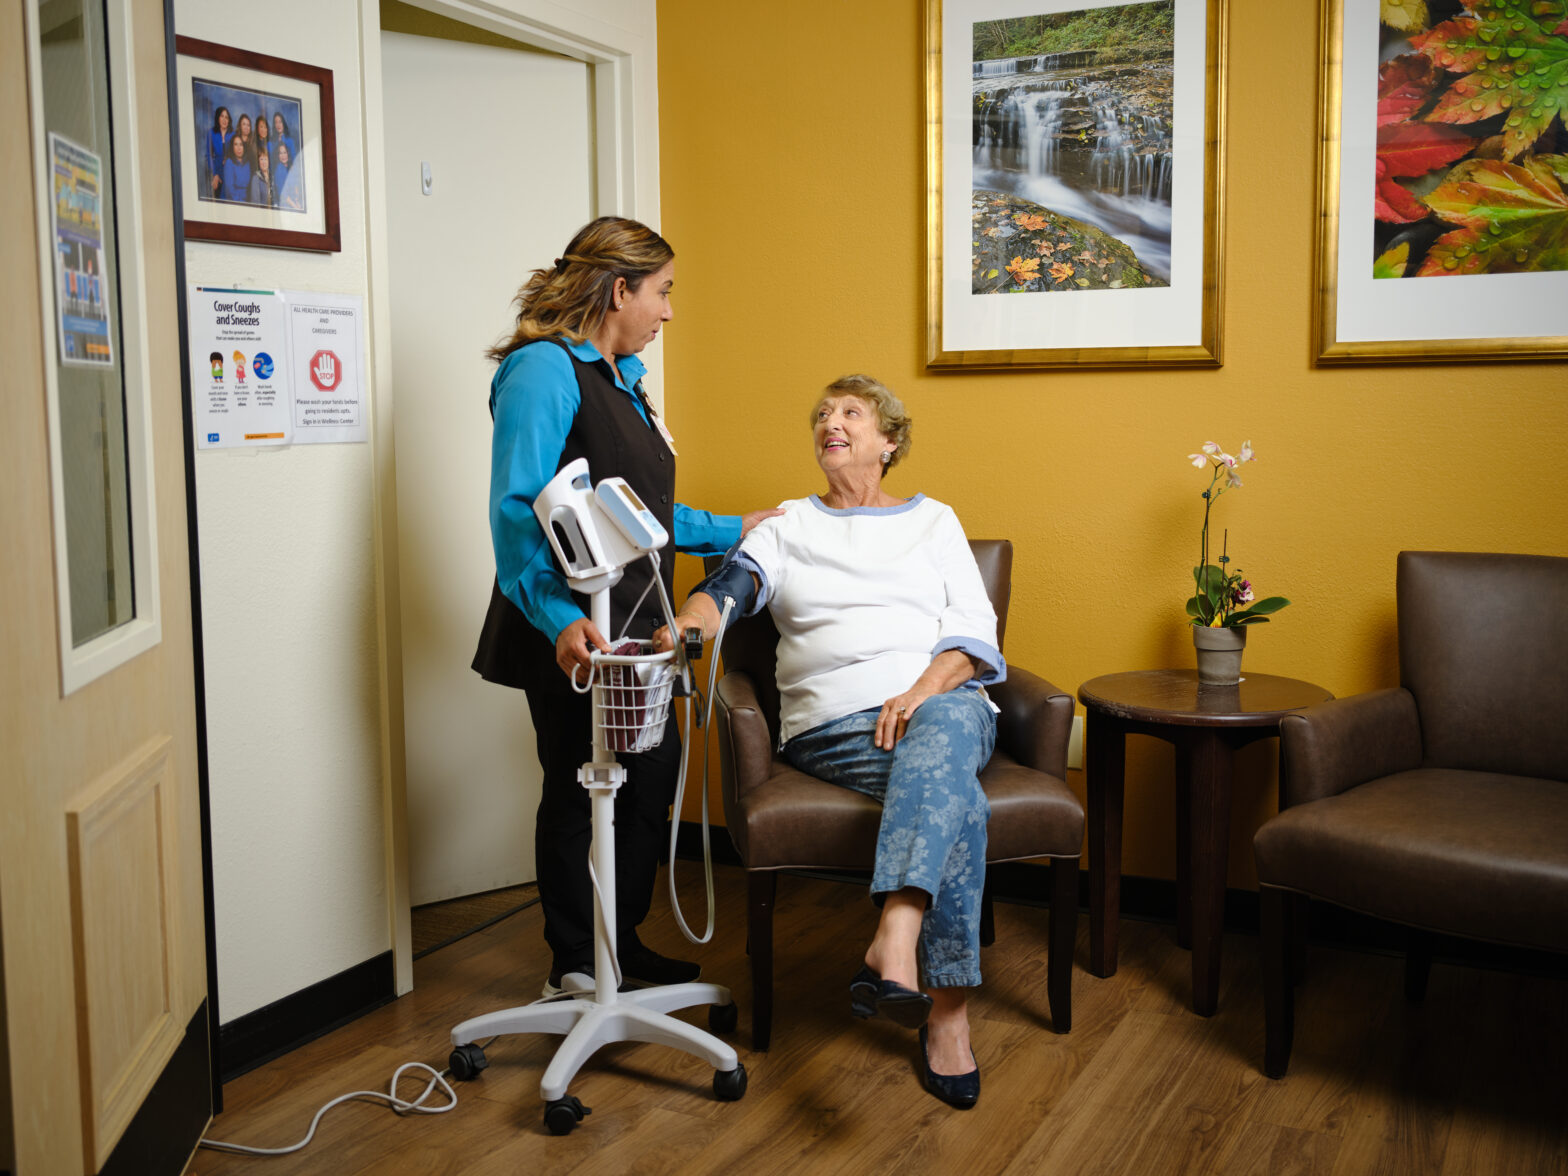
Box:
[561, 337, 647, 389]
[808, 493, 925, 517]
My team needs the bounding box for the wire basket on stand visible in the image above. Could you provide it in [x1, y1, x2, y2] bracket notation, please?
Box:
[590, 642, 677, 753]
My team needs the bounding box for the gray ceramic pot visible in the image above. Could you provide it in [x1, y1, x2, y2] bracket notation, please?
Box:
[1191, 623, 1246, 685]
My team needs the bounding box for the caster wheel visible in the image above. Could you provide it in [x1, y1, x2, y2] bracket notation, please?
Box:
[448, 1042, 488, 1081]
[708, 1001, 739, 1035]
[713, 1063, 747, 1101]
[545, 1096, 591, 1135]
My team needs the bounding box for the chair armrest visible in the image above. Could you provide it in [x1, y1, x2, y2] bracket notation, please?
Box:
[714, 671, 776, 815]
[1278, 687, 1422, 809]
[989, 666, 1074, 780]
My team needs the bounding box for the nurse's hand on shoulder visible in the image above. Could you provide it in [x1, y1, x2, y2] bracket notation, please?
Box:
[741, 507, 785, 536]
[556, 616, 610, 683]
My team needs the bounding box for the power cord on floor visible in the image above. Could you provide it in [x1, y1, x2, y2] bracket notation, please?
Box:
[196, 1041, 491, 1156]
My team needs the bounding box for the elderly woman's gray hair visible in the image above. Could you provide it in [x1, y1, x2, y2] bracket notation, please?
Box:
[810, 374, 912, 478]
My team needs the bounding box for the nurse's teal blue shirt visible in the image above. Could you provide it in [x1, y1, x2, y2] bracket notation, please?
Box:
[489, 337, 741, 645]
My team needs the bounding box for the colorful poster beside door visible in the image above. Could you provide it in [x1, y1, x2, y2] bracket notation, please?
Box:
[188, 285, 291, 448]
[48, 133, 114, 367]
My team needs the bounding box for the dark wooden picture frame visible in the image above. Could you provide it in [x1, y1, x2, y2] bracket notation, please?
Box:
[173, 36, 340, 252]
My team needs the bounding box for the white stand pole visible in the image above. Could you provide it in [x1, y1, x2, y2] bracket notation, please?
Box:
[449, 589, 743, 1128]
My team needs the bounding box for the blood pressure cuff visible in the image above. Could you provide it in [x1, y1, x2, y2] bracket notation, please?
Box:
[691, 546, 759, 616]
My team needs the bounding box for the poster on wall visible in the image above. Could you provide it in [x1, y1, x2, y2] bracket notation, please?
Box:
[49, 133, 114, 367]
[926, 0, 1227, 369]
[1315, 0, 1568, 362]
[285, 290, 366, 444]
[188, 285, 291, 448]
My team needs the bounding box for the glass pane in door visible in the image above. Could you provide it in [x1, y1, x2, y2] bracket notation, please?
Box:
[39, 0, 134, 645]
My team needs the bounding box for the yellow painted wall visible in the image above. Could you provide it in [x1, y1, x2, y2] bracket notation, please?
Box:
[656, 0, 1568, 888]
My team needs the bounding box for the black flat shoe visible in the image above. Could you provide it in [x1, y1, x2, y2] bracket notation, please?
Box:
[619, 945, 701, 987]
[849, 964, 933, 1028]
[919, 1025, 980, 1109]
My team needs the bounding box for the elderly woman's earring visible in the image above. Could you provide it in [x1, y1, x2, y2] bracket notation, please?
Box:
[881, 452, 891, 465]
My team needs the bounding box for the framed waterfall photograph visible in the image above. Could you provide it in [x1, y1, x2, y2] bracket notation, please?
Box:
[925, 0, 1227, 369]
[1315, 0, 1568, 363]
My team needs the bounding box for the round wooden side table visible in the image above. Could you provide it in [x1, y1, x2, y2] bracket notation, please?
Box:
[1078, 669, 1332, 1016]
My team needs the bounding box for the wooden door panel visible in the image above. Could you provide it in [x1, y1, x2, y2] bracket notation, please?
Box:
[66, 736, 186, 1171]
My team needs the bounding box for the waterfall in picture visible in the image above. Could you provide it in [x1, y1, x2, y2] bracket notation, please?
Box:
[969, 4, 1175, 295]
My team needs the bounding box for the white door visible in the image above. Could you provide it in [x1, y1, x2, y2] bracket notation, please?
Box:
[381, 28, 594, 905]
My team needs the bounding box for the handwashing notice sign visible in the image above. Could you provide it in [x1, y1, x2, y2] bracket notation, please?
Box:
[189, 286, 290, 448]
[286, 290, 366, 444]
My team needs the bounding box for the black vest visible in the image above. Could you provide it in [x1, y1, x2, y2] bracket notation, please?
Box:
[472, 339, 677, 690]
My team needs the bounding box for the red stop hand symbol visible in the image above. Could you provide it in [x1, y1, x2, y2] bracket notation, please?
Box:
[309, 349, 341, 392]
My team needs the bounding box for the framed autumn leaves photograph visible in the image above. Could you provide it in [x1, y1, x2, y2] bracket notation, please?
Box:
[925, 0, 1227, 369]
[1317, 0, 1568, 362]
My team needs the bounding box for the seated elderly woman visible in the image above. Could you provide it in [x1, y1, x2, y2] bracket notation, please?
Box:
[654, 374, 1003, 1109]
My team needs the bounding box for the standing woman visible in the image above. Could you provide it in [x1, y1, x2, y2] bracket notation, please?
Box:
[220, 132, 250, 203]
[247, 148, 276, 207]
[252, 113, 272, 172]
[205, 106, 231, 198]
[274, 140, 305, 211]
[472, 217, 780, 997]
[272, 112, 296, 165]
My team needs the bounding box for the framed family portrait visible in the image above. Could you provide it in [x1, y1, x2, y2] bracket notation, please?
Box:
[1316, 0, 1568, 363]
[926, 0, 1227, 369]
[173, 36, 340, 252]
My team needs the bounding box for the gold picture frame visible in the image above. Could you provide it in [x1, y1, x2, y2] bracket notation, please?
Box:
[925, 0, 1226, 370]
[1315, 0, 1568, 364]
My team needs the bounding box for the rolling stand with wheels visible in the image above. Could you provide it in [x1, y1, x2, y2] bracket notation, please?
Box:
[447, 460, 745, 1134]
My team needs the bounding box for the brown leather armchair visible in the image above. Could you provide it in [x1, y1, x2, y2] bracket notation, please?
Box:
[1254, 551, 1568, 1077]
[710, 539, 1083, 1050]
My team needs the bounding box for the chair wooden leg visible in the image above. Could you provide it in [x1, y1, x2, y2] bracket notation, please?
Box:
[980, 876, 996, 948]
[748, 871, 776, 1052]
[1288, 891, 1310, 985]
[1405, 928, 1433, 1003]
[1047, 856, 1077, 1034]
[1260, 884, 1294, 1078]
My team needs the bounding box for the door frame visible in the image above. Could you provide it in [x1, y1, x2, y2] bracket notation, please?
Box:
[160, 0, 224, 1112]
[360, 0, 664, 994]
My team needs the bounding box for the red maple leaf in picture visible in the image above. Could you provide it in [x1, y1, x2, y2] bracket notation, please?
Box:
[1377, 54, 1440, 126]
[1374, 121, 1474, 223]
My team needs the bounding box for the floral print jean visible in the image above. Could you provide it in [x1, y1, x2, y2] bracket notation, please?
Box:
[782, 689, 997, 987]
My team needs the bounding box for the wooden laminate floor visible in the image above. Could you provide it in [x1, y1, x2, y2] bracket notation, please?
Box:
[189, 864, 1568, 1175]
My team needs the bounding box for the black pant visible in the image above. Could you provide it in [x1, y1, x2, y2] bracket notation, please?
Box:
[522, 672, 681, 970]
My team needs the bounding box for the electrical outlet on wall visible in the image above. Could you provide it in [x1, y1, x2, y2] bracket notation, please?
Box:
[1068, 713, 1084, 771]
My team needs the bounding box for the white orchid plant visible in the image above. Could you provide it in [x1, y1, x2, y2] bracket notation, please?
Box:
[1185, 441, 1291, 629]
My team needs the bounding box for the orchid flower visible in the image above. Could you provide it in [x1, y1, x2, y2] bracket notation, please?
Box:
[1184, 440, 1289, 629]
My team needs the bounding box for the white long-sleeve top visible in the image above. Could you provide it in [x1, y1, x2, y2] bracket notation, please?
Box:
[733, 493, 1005, 745]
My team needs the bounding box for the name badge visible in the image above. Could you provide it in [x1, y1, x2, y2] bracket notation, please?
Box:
[652, 413, 679, 456]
